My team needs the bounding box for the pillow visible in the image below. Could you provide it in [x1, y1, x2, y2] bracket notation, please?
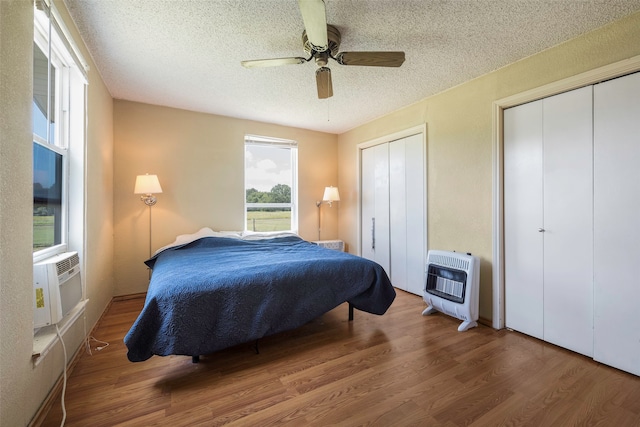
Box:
[154, 227, 241, 255]
[241, 230, 300, 240]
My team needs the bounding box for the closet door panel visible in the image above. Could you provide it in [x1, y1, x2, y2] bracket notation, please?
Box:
[389, 134, 426, 295]
[504, 100, 544, 340]
[542, 86, 593, 357]
[389, 140, 408, 291]
[361, 144, 390, 274]
[361, 147, 377, 263]
[593, 72, 640, 375]
[404, 134, 426, 295]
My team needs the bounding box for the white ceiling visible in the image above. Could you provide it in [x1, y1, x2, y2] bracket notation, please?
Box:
[64, 0, 640, 134]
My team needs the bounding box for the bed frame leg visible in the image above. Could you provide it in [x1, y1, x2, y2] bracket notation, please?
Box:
[253, 339, 260, 354]
[192, 355, 200, 363]
[349, 303, 354, 321]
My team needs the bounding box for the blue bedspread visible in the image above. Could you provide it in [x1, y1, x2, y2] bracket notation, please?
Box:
[124, 235, 395, 361]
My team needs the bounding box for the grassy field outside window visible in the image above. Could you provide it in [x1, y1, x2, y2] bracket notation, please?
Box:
[246, 210, 291, 232]
[33, 215, 54, 252]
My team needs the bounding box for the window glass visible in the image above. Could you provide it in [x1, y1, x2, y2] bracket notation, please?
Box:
[32, 43, 51, 142]
[33, 142, 63, 251]
[245, 138, 298, 232]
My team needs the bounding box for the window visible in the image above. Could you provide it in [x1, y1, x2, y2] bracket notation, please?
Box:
[33, 1, 87, 259]
[33, 142, 64, 250]
[244, 136, 298, 233]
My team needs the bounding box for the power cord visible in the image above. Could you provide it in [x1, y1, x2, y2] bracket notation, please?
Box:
[82, 310, 110, 356]
[85, 336, 110, 355]
[54, 324, 67, 427]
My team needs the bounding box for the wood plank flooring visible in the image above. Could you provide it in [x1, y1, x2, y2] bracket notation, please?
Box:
[40, 290, 640, 426]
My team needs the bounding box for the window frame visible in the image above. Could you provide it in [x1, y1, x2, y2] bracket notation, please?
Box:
[244, 135, 299, 234]
[32, 1, 87, 263]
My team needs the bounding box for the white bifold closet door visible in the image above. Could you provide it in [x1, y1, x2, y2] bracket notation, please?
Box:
[593, 72, 640, 376]
[361, 133, 426, 296]
[505, 86, 593, 357]
[361, 143, 390, 274]
[389, 134, 425, 295]
[542, 86, 593, 357]
[504, 100, 545, 340]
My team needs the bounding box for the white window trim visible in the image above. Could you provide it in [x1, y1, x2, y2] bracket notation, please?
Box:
[244, 135, 299, 234]
[33, 2, 87, 263]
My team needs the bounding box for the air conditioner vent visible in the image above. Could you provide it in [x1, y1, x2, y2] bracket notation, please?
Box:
[56, 253, 79, 276]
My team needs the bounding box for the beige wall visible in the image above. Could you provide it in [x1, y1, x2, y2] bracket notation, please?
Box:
[0, 1, 114, 425]
[113, 101, 338, 295]
[2, 2, 639, 423]
[338, 11, 640, 322]
[1, 2, 36, 424]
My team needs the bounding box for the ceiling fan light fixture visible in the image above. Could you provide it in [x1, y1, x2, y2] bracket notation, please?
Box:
[315, 52, 329, 67]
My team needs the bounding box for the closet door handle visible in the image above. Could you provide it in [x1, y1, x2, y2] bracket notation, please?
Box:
[371, 217, 376, 250]
[538, 228, 545, 232]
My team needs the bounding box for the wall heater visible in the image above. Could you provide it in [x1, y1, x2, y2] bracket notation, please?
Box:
[422, 250, 480, 332]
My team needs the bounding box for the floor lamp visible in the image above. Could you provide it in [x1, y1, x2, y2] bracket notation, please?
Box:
[134, 174, 163, 278]
[315, 186, 340, 241]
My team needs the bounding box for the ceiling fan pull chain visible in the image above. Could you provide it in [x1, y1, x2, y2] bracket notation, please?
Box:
[327, 98, 330, 122]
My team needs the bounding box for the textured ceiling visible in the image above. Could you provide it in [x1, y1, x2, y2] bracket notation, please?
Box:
[64, 0, 640, 134]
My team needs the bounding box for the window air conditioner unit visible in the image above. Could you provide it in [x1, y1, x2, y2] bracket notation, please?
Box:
[422, 250, 480, 332]
[33, 251, 83, 328]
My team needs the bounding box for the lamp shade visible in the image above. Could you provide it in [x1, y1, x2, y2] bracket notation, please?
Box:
[322, 186, 340, 202]
[134, 174, 163, 194]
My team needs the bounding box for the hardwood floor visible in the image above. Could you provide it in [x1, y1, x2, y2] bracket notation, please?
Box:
[40, 290, 640, 426]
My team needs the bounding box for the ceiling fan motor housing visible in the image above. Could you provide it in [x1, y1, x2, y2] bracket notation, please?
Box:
[303, 24, 341, 57]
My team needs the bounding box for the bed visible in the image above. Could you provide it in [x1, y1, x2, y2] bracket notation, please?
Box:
[124, 228, 396, 362]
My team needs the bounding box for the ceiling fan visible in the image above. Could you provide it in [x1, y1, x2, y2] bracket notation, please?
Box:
[241, 0, 405, 99]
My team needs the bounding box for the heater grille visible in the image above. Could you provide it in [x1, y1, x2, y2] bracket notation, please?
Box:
[425, 263, 468, 304]
[428, 253, 470, 271]
[432, 275, 464, 299]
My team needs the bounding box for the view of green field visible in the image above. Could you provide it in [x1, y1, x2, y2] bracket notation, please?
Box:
[33, 215, 54, 252]
[34, 211, 290, 252]
[246, 210, 291, 232]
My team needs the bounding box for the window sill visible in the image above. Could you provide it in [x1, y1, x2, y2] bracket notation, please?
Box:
[32, 299, 87, 366]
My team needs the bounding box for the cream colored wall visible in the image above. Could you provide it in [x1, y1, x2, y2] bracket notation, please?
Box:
[338, 11, 640, 322]
[113, 101, 338, 295]
[48, 0, 116, 346]
[0, 2, 36, 424]
[0, 1, 114, 425]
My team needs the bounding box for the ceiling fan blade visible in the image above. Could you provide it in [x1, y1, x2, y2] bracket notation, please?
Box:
[298, 0, 328, 52]
[336, 51, 406, 67]
[241, 57, 307, 68]
[315, 66, 333, 99]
